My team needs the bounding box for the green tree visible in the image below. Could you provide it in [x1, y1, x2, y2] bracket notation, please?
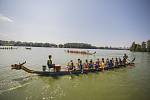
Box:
[130, 42, 137, 51]
[141, 42, 147, 52]
[147, 40, 150, 52]
[135, 44, 141, 52]
[58, 44, 63, 48]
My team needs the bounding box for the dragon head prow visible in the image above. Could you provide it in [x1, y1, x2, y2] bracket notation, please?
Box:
[11, 61, 26, 70]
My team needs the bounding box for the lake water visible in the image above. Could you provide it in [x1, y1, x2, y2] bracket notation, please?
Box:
[0, 47, 150, 100]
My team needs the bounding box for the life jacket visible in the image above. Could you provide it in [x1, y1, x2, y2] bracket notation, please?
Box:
[84, 63, 89, 68]
[100, 62, 105, 68]
[68, 62, 74, 70]
[108, 62, 113, 67]
[96, 61, 100, 66]
[47, 59, 52, 66]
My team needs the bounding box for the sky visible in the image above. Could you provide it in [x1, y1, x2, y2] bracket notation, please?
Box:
[0, 0, 150, 47]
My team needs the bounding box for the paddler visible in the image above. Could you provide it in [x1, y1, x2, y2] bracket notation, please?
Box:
[105, 58, 109, 69]
[83, 59, 89, 71]
[77, 59, 80, 70]
[89, 59, 94, 69]
[100, 58, 105, 70]
[79, 60, 83, 73]
[67, 60, 75, 72]
[123, 53, 128, 65]
[77, 59, 83, 73]
[118, 57, 122, 65]
[95, 58, 100, 70]
[108, 60, 114, 68]
[114, 58, 119, 67]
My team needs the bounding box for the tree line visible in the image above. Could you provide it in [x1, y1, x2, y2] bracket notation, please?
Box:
[0, 40, 57, 47]
[0, 40, 128, 50]
[130, 40, 150, 52]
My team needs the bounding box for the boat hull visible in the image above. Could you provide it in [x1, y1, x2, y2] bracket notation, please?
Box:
[32, 63, 135, 76]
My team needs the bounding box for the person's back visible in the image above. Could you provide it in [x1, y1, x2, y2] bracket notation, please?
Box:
[89, 59, 93, 69]
[119, 58, 122, 65]
[108, 60, 114, 68]
[68, 60, 75, 71]
[100, 58, 105, 69]
[123, 54, 128, 65]
[106, 58, 109, 68]
[84, 59, 89, 70]
[100, 61, 105, 68]
[112, 58, 114, 65]
[77, 59, 80, 70]
[115, 58, 119, 66]
[123, 53, 128, 59]
[122, 58, 126, 65]
[95, 59, 100, 70]
[78, 60, 83, 73]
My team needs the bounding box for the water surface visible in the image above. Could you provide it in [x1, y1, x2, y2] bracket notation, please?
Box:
[0, 47, 150, 100]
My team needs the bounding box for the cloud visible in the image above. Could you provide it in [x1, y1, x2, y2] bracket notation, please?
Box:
[0, 14, 13, 22]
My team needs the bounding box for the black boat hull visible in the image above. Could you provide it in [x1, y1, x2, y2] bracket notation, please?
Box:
[32, 63, 135, 76]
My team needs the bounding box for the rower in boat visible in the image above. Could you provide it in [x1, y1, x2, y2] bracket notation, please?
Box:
[83, 59, 89, 71]
[118, 57, 122, 65]
[47, 55, 55, 72]
[114, 58, 119, 67]
[67, 60, 75, 72]
[100, 58, 105, 70]
[123, 53, 128, 65]
[79, 60, 83, 73]
[105, 58, 109, 69]
[112, 58, 114, 64]
[108, 60, 114, 69]
[89, 59, 94, 70]
[76, 59, 83, 73]
[95, 58, 100, 70]
[77, 59, 80, 70]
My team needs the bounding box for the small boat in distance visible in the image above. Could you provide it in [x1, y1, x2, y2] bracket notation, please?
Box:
[65, 50, 96, 55]
[25, 47, 31, 50]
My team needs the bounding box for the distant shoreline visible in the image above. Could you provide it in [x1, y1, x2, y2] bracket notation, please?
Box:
[0, 46, 129, 51]
[0, 40, 129, 50]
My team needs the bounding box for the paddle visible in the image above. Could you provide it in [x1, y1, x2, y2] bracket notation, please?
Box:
[127, 57, 135, 63]
[127, 59, 131, 62]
